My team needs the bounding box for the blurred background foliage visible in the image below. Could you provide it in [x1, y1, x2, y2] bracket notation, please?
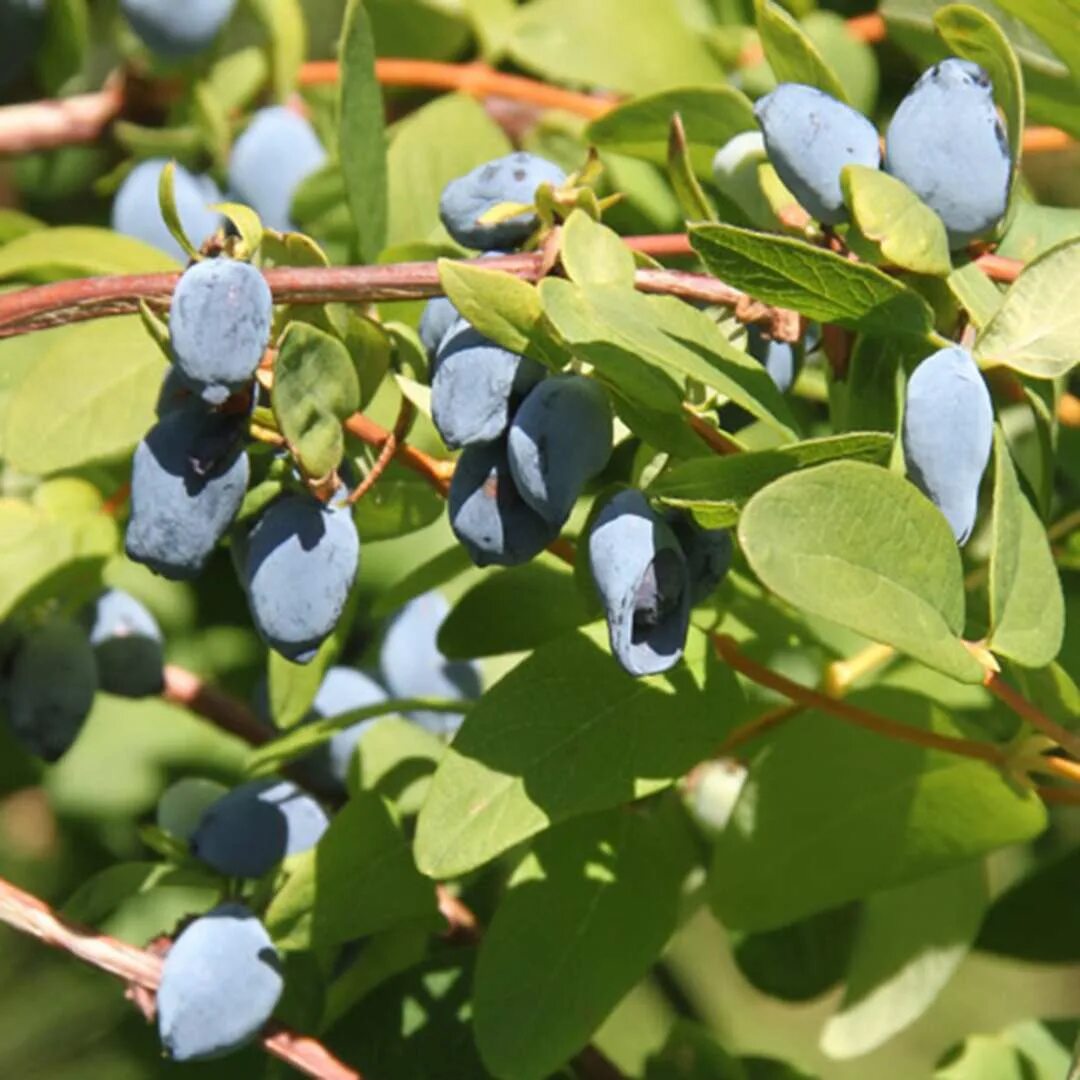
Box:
[0, 0, 1078, 1077]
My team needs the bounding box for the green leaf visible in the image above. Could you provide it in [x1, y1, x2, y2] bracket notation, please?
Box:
[841, 165, 952, 277]
[507, 0, 726, 95]
[211, 201, 264, 257]
[0, 226, 179, 280]
[0, 488, 116, 621]
[4, 317, 166, 475]
[340, 0, 389, 262]
[975, 237, 1080, 378]
[934, 4, 1025, 198]
[982, 0, 1080, 89]
[247, 697, 463, 777]
[414, 626, 744, 878]
[708, 688, 1046, 931]
[437, 258, 564, 368]
[192, 82, 231, 171]
[802, 10, 880, 114]
[438, 560, 594, 658]
[37, 0, 88, 93]
[272, 322, 361, 480]
[738, 460, 984, 683]
[645, 1022, 748, 1080]
[587, 86, 756, 179]
[691, 223, 936, 338]
[265, 792, 437, 951]
[754, 0, 849, 101]
[650, 432, 893, 527]
[267, 650, 328, 731]
[386, 93, 510, 248]
[947, 261, 1002, 329]
[667, 113, 717, 222]
[540, 277, 799, 439]
[978, 845, 1080, 962]
[157, 162, 200, 262]
[349, 716, 446, 815]
[997, 201, 1080, 263]
[0, 207, 44, 244]
[987, 429, 1064, 667]
[248, 0, 307, 100]
[821, 863, 988, 1057]
[561, 211, 637, 288]
[352, 459, 444, 541]
[474, 803, 697, 1080]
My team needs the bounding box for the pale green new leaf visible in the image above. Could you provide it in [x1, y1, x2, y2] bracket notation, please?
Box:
[841, 164, 952, 276]
[5, 318, 166, 475]
[975, 237, 1080, 378]
[754, 0, 849, 101]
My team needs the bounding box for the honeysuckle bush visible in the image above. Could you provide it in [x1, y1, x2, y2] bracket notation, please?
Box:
[0, 0, 1079, 1077]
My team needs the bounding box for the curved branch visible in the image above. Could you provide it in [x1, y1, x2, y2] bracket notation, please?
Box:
[0, 875, 362, 1079]
[0, 250, 776, 339]
[0, 237, 1022, 340]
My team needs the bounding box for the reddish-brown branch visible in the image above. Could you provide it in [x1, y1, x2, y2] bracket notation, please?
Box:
[0, 79, 124, 155]
[712, 633, 1008, 766]
[162, 664, 271, 746]
[0, 248, 799, 339]
[715, 704, 802, 757]
[984, 670, 1080, 761]
[343, 412, 453, 496]
[0, 875, 362, 1080]
[348, 398, 415, 505]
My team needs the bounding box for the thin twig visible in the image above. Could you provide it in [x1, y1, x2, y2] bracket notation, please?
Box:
[714, 704, 802, 757]
[162, 664, 271, 746]
[0, 875, 362, 1080]
[342, 412, 453, 496]
[984, 669, 1080, 761]
[0, 249, 795, 338]
[348, 398, 415, 505]
[711, 633, 1008, 766]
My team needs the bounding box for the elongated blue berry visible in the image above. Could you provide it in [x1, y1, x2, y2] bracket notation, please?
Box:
[121, 0, 237, 57]
[507, 375, 613, 527]
[243, 495, 360, 663]
[902, 345, 993, 544]
[432, 322, 546, 448]
[191, 779, 328, 877]
[439, 152, 566, 250]
[157, 904, 283, 1061]
[589, 490, 691, 677]
[380, 592, 481, 736]
[125, 408, 250, 581]
[82, 589, 164, 698]
[228, 106, 327, 233]
[169, 258, 273, 405]
[885, 59, 1011, 249]
[448, 439, 559, 567]
[754, 83, 881, 225]
[112, 159, 222, 263]
[5, 620, 97, 762]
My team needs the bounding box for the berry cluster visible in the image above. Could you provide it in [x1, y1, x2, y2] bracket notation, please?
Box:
[755, 59, 1011, 248]
[755, 61, 1008, 544]
[126, 251, 362, 665]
